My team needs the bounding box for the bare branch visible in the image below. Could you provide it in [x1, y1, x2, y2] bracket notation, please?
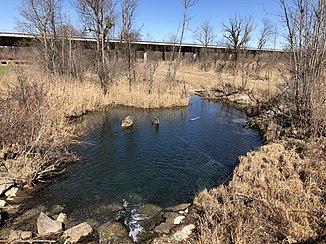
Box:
[194, 20, 217, 47]
[222, 14, 254, 57]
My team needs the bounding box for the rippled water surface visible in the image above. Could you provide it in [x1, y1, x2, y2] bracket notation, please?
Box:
[32, 96, 262, 227]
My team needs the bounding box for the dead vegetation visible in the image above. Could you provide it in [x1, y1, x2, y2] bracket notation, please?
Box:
[194, 139, 326, 243]
[0, 72, 78, 184]
[0, 60, 191, 184]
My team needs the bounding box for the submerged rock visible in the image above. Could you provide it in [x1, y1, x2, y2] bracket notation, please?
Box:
[95, 202, 124, 217]
[136, 230, 158, 243]
[163, 212, 180, 225]
[154, 222, 173, 234]
[62, 222, 93, 243]
[105, 202, 124, 212]
[137, 204, 163, 231]
[99, 222, 131, 244]
[37, 212, 63, 235]
[138, 204, 162, 217]
[50, 204, 65, 215]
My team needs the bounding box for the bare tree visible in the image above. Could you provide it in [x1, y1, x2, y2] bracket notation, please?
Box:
[166, 0, 197, 84]
[178, 0, 198, 63]
[280, 0, 325, 136]
[75, 0, 118, 94]
[254, 19, 276, 80]
[166, 33, 179, 84]
[119, 0, 140, 91]
[194, 20, 216, 48]
[17, 0, 62, 73]
[257, 19, 275, 50]
[194, 20, 217, 71]
[222, 14, 254, 63]
[57, 15, 86, 77]
[222, 14, 254, 90]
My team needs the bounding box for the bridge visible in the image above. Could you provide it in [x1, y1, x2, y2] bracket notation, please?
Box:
[0, 32, 285, 64]
[0, 31, 284, 52]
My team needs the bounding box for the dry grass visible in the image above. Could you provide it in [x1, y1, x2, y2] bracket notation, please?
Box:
[194, 139, 326, 243]
[105, 77, 188, 108]
[0, 71, 79, 182]
[153, 61, 284, 101]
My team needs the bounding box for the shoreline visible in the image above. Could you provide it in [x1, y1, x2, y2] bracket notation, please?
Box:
[0, 92, 261, 242]
[1, 84, 324, 243]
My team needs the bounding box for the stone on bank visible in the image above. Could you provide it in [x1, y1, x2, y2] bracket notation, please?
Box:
[37, 212, 63, 235]
[62, 222, 93, 243]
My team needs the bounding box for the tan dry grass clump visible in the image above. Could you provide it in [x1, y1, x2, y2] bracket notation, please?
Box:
[0, 71, 81, 182]
[194, 140, 326, 243]
[105, 78, 188, 108]
[47, 75, 106, 117]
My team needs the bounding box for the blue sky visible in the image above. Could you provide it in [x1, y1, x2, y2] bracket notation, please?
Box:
[0, 0, 283, 47]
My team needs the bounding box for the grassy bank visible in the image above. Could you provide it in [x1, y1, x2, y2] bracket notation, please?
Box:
[0, 59, 286, 194]
[1, 58, 324, 243]
[194, 139, 325, 243]
[0, 64, 190, 183]
[189, 68, 326, 242]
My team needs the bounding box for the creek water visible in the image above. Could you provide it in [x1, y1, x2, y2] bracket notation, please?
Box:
[31, 96, 262, 236]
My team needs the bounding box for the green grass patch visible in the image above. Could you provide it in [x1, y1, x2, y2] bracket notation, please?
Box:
[0, 66, 12, 75]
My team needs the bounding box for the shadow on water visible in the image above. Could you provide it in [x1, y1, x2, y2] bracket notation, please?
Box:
[29, 96, 262, 229]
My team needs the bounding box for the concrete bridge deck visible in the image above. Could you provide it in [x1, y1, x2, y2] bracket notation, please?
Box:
[0, 31, 284, 54]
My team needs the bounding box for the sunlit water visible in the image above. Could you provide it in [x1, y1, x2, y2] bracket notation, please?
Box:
[31, 96, 262, 234]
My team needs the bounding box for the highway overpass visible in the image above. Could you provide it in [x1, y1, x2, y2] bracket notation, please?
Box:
[0, 31, 284, 53]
